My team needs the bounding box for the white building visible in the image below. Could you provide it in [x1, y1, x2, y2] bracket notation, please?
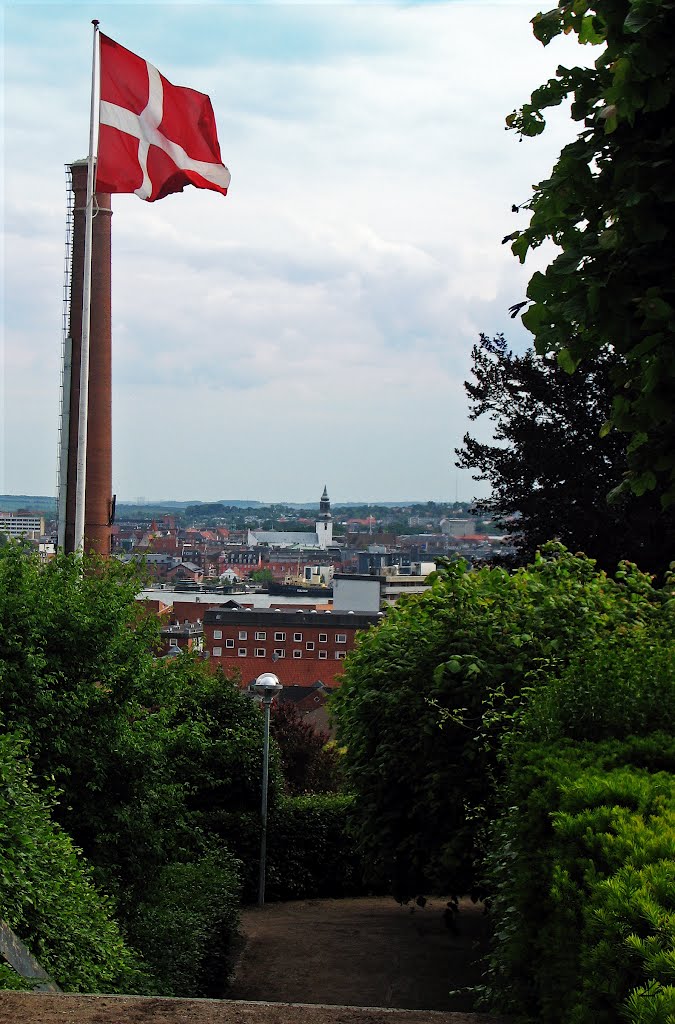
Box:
[0, 512, 45, 538]
[248, 486, 334, 550]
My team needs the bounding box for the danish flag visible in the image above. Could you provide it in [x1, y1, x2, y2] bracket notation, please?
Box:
[96, 34, 230, 202]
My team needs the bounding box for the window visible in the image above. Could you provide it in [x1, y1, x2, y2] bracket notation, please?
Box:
[293, 632, 303, 641]
[335, 651, 347, 659]
[293, 650, 302, 659]
[336, 634, 347, 644]
[319, 633, 328, 642]
[273, 649, 285, 659]
[255, 631, 266, 641]
[225, 639, 235, 649]
[213, 629, 222, 640]
[238, 630, 248, 640]
[319, 651, 328, 660]
[169, 637, 179, 647]
[238, 648, 247, 657]
[255, 648, 266, 658]
[306, 642, 315, 651]
[212, 646, 222, 657]
[274, 632, 286, 642]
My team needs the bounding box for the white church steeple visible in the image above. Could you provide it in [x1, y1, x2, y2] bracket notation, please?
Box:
[316, 484, 333, 548]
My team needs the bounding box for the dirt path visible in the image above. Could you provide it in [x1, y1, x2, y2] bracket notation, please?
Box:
[227, 896, 494, 1013]
[0, 896, 505, 1024]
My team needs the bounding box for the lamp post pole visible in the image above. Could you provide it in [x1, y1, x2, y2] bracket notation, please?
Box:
[252, 672, 283, 908]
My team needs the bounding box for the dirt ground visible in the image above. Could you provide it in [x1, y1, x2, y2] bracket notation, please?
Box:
[0, 896, 505, 1024]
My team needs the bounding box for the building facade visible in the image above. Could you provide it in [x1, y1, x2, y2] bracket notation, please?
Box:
[203, 606, 380, 687]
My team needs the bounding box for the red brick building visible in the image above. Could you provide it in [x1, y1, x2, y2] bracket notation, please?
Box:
[203, 608, 381, 688]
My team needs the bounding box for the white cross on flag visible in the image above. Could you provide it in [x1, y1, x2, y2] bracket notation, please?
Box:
[96, 34, 230, 202]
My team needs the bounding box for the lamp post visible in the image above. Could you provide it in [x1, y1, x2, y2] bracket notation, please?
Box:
[251, 671, 283, 907]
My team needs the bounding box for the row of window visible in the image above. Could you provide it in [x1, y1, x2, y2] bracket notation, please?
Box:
[209, 638, 331, 652]
[211, 647, 347, 660]
[211, 629, 347, 643]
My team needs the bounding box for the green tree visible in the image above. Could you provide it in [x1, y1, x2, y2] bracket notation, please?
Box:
[455, 333, 673, 578]
[249, 568, 274, 583]
[332, 546, 669, 902]
[506, 0, 675, 504]
[0, 731, 144, 993]
[270, 701, 344, 795]
[0, 545, 280, 995]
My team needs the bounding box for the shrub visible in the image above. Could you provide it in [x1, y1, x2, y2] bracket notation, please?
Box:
[270, 701, 344, 795]
[520, 625, 675, 745]
[0, 732, 145, 993]
[484, 737, 675, 1023]
[266, 794, 371, 900]
[221, 794, 372, 903]
[124, 844, 241, 997]
[332, 546, 670, 900]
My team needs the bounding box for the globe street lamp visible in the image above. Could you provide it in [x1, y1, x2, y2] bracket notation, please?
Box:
[251, 671, 283, 907]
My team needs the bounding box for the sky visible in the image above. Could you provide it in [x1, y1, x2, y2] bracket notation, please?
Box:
[2, 0, 596, 504]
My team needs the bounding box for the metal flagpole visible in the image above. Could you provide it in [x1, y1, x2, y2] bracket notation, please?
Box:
[74, 19, 101, 554]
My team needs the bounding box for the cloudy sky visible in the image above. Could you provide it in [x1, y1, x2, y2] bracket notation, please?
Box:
[2, 1, 594, 504]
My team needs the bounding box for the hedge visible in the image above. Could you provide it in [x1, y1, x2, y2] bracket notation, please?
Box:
[0, 732, 145, 993]
[484, 735, 675, 1024]
[215, 794, 373, 902]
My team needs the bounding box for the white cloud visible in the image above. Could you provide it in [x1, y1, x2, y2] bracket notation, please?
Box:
[2, 2, 597, 501]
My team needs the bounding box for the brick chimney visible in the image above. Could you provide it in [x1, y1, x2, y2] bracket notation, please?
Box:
[64, 160, 113, 557]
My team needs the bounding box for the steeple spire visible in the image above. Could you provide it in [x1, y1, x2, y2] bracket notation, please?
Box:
[319, 485, 331, 520]
[316, 485, 333, 549]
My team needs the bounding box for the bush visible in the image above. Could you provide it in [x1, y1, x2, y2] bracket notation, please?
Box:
[124, 845, 241, 997]
[220, 794, 373, 903]
[0, 732, 144, 993]
[484, 737, 675, 1023]
[520, 625, 675, 745]
[266, 794, 371, 900]
[332, 545, 670, 901]
[270, 701, 344, 795]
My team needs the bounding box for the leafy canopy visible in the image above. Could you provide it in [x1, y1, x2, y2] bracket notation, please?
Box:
[332, 545, 672, 901]
[506, 0, 675, 504]
[455, 333, 674, 578]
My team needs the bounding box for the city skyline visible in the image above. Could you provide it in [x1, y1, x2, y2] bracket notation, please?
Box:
[2, 1, 596, 503]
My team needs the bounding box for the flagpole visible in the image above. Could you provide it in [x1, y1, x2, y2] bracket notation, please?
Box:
[74, 19, 100, 554]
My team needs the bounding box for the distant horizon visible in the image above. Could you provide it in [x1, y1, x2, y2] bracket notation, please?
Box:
[1, 493, 480, 510]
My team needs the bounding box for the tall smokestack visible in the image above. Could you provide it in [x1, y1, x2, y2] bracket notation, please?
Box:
[63, 160, 113, 556]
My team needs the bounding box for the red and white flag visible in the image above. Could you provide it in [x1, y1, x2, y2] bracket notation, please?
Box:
[96, 34, 230, 202]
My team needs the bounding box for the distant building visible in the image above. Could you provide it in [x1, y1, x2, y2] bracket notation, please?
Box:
[439, 518, 473, 537]
[333, 563, 435, 610]
[248, 486, 334, 550]
[159, 620, 204, 657]
[0, 512, 45, 538]
[203, 606, 380, 688]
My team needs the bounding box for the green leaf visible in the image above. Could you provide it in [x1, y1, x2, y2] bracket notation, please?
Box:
[557, 348, 579, 374]
[511, 234, 531, 263]
[526, 271, 549, 303]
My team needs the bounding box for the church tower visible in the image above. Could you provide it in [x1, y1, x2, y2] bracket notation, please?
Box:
[316, 484, 333, 549]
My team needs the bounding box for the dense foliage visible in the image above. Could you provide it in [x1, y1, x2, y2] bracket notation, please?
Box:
[456, 333, 673, 577]
[332, 545, 671, 902]
[485, 738, 675, 1023]
[0, 545, 275, 995]
[506, 0, 675, 503]
[270, 701, 344, 795]
[0, 543, 371, 992]
[266, 794, 371, 900]
[0, 731, 143, 992]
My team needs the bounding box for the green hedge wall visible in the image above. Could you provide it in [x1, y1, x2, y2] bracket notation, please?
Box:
[0, 733, 145, 993]
[216, 794, 373, 903]
[485, 735, 675, 1024]
[123, 844, 242, 996]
